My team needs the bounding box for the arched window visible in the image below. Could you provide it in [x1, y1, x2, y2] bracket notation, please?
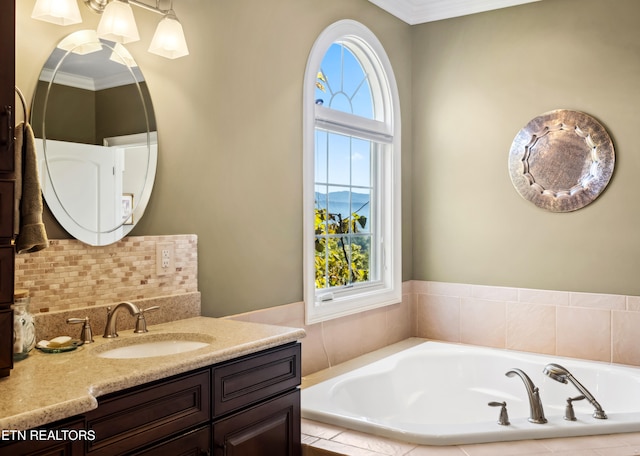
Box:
[303, 20, 401, 324]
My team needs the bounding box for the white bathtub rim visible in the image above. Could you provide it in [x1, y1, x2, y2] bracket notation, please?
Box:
[301, 408, 640, 446]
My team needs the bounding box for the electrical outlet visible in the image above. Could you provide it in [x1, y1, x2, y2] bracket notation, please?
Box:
[156, 242, 175, 275]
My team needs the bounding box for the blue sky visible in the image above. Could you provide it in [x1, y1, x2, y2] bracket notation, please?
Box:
[314, 43, 374, 204]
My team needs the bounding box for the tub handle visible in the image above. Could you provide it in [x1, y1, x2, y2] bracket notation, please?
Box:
[564, 395, 586, 421]
[488, 401, 510, 426]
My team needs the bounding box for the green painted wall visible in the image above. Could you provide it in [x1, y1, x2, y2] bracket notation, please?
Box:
[411, 0, 640, 295]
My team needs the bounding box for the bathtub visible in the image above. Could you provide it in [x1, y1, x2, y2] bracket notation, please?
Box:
[301, 339, 640, 445]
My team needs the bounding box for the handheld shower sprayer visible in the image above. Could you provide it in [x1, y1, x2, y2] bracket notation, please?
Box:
[542, 363, 607, 419]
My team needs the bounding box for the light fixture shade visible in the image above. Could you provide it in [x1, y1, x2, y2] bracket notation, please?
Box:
[110, 43, 138, 67]
[148, 15, 189, 59]
[58, 30, 102, 55]
[97, 0, 140, 44]
[31, 0, 82, 26]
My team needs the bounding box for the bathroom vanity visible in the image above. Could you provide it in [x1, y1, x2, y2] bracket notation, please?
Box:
[0, 317, 305, 455]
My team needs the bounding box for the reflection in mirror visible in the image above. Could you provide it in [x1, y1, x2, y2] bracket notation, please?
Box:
[32, 30, 157, 246]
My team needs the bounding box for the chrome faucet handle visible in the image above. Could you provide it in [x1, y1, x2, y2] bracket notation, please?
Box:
[66, 317, 94, 344]
[488, 401, 510, 426]
[564, 395, 586, 421]
[134, 306, 160, 333]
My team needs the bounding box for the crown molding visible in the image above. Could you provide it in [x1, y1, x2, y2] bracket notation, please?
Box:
[368, 0, 542, 25]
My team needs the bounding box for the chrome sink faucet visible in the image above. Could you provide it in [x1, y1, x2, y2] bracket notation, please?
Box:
[506, 368, 547, 424]
[103, 301, 141, 338]
[543, 363, 607, 419]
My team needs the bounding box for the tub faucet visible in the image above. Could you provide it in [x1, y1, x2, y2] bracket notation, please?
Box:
[505, 368, 547, 424]
[543, 363, 607, 419]
[103, 301, 141, 338]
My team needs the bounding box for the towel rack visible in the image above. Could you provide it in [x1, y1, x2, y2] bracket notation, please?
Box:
[14, 86, 27, 125]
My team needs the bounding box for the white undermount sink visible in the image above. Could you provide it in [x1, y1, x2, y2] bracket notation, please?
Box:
[95, 334, 213, 359]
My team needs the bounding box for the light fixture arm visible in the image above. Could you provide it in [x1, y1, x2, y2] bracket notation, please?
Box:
[129, 0, 173, 17]
[84, 0, 109, 13]
[84, 0, 174, 16]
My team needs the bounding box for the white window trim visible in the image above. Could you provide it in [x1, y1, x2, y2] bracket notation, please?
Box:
[303, 20, 402, 325]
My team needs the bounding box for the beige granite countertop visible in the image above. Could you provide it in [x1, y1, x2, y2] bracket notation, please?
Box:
[0, 316, 306, 431]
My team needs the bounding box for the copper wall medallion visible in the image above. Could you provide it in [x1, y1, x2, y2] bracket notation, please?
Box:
[508, 110, 615, 212]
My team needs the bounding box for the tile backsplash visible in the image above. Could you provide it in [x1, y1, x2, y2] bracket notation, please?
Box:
[15, 235, 198, 313]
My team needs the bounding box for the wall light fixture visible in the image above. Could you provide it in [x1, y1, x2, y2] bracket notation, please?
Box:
[31, 0, 82, 25]
[32, 0, 189, 59]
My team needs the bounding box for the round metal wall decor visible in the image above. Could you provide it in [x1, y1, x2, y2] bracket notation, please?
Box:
[508, 109, 615, 212]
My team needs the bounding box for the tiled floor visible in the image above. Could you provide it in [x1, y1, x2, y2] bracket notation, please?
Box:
[302, 419, 640, 455]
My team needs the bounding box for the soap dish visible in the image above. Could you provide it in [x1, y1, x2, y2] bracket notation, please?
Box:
[36, 340, 82, 354]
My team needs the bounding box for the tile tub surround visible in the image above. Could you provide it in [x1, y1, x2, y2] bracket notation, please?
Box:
[15, 234, 198, 313]
[225, 281, 414, 377]
[413, 281, 640, 367]
[227, 280, 640, 379]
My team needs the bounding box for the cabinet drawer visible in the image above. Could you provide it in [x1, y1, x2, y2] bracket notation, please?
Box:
[86, 369, 210, 456]
[132, 424, 210, 456]
[213, 343, 301, 417]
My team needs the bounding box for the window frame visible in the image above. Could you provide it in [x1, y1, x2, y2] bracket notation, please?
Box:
[303, 20, 401, 324]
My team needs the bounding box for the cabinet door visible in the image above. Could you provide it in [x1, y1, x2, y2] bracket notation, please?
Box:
[213, 389, 301, 456]
[0, 180, 14, 240]
[0, 244, 14, 305]
[0, 307, 12, 377]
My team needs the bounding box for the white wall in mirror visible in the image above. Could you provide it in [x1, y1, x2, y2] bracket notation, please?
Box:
[36, 135, 157, 246]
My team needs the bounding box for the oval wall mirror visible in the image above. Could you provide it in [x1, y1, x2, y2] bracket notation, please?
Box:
[31, 30, 157, 246]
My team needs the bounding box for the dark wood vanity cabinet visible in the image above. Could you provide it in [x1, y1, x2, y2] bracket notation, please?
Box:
[0, 0, 16, 379]
[88, 342, 301, 456]
[1, 342, 302, 455]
